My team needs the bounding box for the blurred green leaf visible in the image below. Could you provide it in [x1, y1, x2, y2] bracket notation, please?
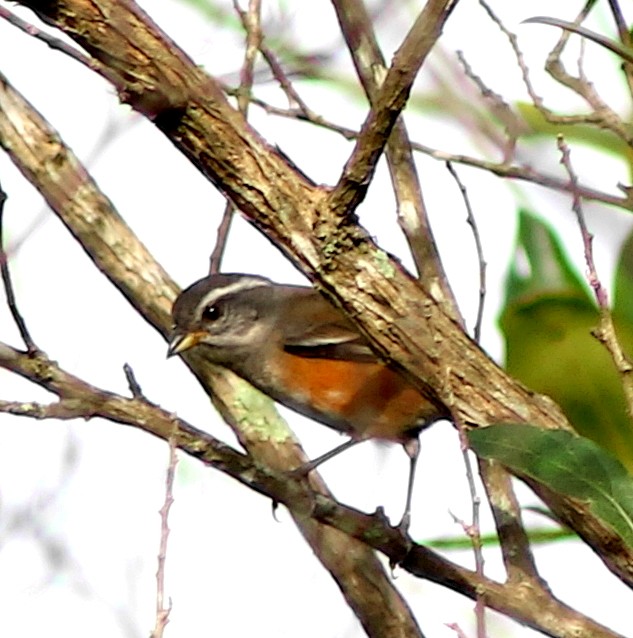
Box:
[614, 229, 633, 326]
[504, 208, 587, 303]
[426, 526, 574, 551]
[516, 103, 633, 167]
[469, 425, 633, 549]
[500, 211, 633, 470]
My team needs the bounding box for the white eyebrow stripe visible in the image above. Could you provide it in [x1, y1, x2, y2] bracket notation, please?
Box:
[197, 278, 272, 316]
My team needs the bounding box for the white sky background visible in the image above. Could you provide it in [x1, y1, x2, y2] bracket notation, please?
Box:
[0, 1, 631, 637]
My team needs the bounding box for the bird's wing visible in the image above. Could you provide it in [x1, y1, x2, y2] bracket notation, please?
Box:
[279, 289, 380, 363]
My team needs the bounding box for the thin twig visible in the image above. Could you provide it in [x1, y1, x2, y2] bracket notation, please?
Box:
[209, 201, 235, 274]
[482, 1, 633, 147]
[455, 50, 524, 163]
[0, 183, 37, 353]
[219, 86, 632, 211]
[0, 6, 97, 72]
[607, 0, 633, 97]
[445, 160, 488, 637]
[444, 623, 469, 638]
[123, 363, 146, 400]
[445, 163, 486, 341]
[450, 455, 487, 636]
[557, 135, 633, 419]
[556, 136, 604, 305]
[209, 0, 262, 274]
[152, 437, 177, 638]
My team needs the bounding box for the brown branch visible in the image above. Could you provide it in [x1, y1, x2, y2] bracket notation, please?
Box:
[0, 5, 98, 73]
[328, 0, 457, 217]
[123, 363, 146, 400]
[331, 0, 459, 317]
[0, 342, 623, 638]
[444, 163, 486, 340]
[455, 49, 523, 163]
[607, 0, 633, 98]
[538, 6, 633, 146]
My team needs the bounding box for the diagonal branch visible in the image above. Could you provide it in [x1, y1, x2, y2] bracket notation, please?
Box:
[328, 0, 457, 218]
[0, 341, 623, 638]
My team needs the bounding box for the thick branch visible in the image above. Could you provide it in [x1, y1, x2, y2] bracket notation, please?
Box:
[0, 342, 622, 638]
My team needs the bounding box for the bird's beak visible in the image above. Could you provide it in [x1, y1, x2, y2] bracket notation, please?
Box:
[167, 331, 204, 357]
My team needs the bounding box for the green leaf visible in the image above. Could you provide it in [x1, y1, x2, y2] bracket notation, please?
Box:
[504, 209, 588, 304]
[516, 102, 633, 164]
[500, 211, 633, 471]
[613, 229, 633, 326]
[426, 526, 574, 551]
[468, 425, 633, 549]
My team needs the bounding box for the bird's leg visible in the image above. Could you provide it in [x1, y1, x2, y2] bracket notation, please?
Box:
[291, 438, 362, 476]
[398, 436, 421, 532]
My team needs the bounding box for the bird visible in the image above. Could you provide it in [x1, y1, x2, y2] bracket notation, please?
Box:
[168, 273, 448, 529]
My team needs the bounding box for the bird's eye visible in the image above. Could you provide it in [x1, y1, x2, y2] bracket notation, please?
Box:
[202, 305, 222, 321]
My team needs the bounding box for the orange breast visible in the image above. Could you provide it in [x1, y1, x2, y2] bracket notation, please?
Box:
[269, 352, 441, 441]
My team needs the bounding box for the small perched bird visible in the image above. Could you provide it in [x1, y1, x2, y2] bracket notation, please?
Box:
[168, 273, 448, 528]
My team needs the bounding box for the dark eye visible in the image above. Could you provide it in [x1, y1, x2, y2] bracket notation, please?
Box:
[202, 305, 222, 322]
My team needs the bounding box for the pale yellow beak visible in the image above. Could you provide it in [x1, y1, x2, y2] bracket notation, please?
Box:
[167, 331, 205, 357]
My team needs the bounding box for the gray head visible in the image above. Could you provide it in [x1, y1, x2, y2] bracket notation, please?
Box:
[168, 273, 277, 364]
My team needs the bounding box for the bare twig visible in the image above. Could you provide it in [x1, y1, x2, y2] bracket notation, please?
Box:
[557, 135, 633, 418]
[0, 6, 96, 72]
[123, 363, 146, 400]
[0, 183, 37, 353]
[445, 623, 469, 638]
[541, 5, 633, 146]
[556, 136, 605, 307]
[328, 0, 458, 217]
[209, 0, 262, 274]
[443, 161, 488, 637]
[607, 0, 633, 96]
[481, 1, 632, 148]
[449, 456, 487, 637]
[209, 201, 235, 274]
[152, 437, 177, 638]
[445, 163, 486, 341]
[455, 50, 525, 163]
[524, 16, 633, 66]
[222, 87, 632, 211]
